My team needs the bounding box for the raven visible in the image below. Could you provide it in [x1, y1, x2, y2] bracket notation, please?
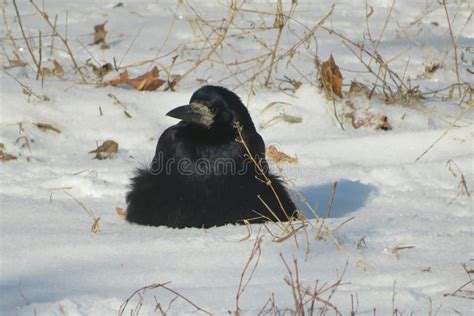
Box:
[126, 85, 296, 228]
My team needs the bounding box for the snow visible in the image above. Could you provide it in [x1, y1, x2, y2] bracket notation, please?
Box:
[1, 0, 473, 315]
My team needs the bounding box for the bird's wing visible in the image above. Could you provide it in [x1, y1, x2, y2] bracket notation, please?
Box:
[153, 125, 180, 157]
[149, 125, 181, 172]
[244, 131, 266, 158]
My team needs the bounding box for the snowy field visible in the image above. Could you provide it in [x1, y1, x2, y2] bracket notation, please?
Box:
[1, 0, 473, 315]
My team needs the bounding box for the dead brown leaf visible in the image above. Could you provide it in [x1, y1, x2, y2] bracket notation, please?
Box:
[36, 122, 61, 134]
[87, 61, 113, 78]
[320, 54, 343, 98]
[100, 70, 129, 87]
[92, 21, 107, 45]
[0, 145, 17, 162]
[0, 152, 17, 162]
[349, 111, 392, 131]
[91, 217, 101, 233]
[425, 63, 440, 75]
[266, 145, 297, 163]
[39, 67, 52, 78]
[116, 207, 126, 220]
[95, 63, 113, 77]
[345, 100, 392, 131]
[291, 79, 302, 90]
[366, 5, 374, 17]
[379, 115, 392, 131]
[89, 140, 119, 160]
[52, 60, 64, 78]
[99, 66, 165, 91]
[36, 60, 63, 79]
[166, 74, 182, 91]
[126, 66, 165, 91]
[391, 245, 415, 260]
[9, 52, 27, 67]
[348, 81, 370, 98]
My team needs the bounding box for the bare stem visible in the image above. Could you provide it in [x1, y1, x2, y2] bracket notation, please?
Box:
[442, 0, 462, 97]
[12, 0, 40, 75]
[30, 0, 87, 84]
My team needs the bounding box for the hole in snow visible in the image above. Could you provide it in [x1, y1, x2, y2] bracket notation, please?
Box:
[296, 180, 376, 219]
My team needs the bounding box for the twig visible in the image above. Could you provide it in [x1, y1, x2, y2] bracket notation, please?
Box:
[176, 0, 241, 86]
[145, 1, 181, 72]
[235, 236, 263, 313]
[118, 25, 144, 68]
[50, 14, 57, 56]
[17, 279, 30, 305]
[3, 70, 49, 102]
[234, 122, 302, 247]
[280, 254, 304, 315]
[391, 245, 415, 260]
[323, 24, 411, 103]
[392, 281, 397, 314]
[332, 99, 345, 130]
[442, 0, 462, 97]
[280, 254, 345, 315]
[368, 0, 396, 67]
[30, 0, 87, 83]
[447, 159, 471, 203]
[443, 264, 474, 300]
[119, 282, 212, 316]
[332, 216, 355, 233]
[316, 181, 338, 240]
[36, 30, 42, 81]
[416, 90, 471, 161]
[62, 190, 101, 233]
[264, 0, 290, 88]
[235, 5, 335, 91]
[293, 190, 374, 271]
[12, 0, 40, 74]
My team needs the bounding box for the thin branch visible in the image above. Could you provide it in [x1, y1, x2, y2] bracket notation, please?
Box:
[12, 0, 40, 74]
[176, 0, 242, 86]
[368, 0, 396, 66]
[30, 0, 87, 83]
[416, 90, 471, 161]
[235, 236, 263, 313]
[442, 0, 462, 97]
[119, 282, 212, 316]
[264, 0, 289, 88]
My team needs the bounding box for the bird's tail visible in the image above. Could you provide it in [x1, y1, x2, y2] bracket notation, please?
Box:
[125, 167, 157, 225]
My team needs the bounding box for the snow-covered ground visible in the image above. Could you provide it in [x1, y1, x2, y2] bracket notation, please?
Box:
[1, 0, 473, 315]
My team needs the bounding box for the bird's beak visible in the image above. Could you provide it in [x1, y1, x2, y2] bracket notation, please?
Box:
[166, 105, 199, 122]
[166, 103, 215, 127]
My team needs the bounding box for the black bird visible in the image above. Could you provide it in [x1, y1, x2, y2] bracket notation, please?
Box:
[126, 85, 296, 228]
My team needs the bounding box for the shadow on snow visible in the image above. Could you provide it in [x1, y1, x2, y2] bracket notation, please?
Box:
[296, 180, 376, 219]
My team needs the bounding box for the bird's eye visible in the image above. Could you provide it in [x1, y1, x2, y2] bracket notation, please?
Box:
[221, 110, 232, 122]
[210, 106, 218, 115]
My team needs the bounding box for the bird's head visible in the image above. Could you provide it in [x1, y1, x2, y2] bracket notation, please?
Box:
[166, 85, 256, 133]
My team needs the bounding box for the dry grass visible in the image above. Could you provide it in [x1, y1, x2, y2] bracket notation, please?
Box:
[235, 235, 263, 314]
[235, 121, 375, 276]
[443, 264, 474, 301]
[119, 234, 351, 316]
[62, 190, 101, 233]
[118, 282, 212, 316]
[2, 0, 469, 108]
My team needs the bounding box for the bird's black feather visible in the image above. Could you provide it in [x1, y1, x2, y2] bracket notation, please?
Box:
[126, 85, 296, 228]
